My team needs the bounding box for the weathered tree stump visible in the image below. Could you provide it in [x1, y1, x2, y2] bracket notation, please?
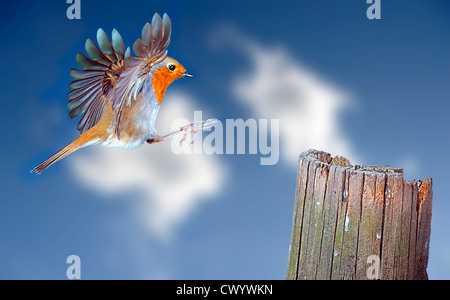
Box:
[286, 150, 433, 280]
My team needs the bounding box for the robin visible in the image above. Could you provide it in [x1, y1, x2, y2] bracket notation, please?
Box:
[32, 13, 207, 174]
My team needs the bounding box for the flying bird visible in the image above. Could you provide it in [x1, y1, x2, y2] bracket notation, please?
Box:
[32, 13, 211, 174]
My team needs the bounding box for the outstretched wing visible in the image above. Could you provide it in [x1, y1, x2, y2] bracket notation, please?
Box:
[109, 13, 172, 138]
[67, 28, 131, 133]
[67, 13, 172, 136]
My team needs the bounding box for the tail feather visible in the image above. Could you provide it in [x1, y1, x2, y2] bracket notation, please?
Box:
[31, 132, 100, 175]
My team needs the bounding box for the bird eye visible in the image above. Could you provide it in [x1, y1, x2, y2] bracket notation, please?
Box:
[168, 64, 176, 71]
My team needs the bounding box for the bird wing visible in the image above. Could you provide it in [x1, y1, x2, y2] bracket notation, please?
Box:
[110, 13, 172, 138]
[67, 13, 172, 137]
[67, 27, 130, 133]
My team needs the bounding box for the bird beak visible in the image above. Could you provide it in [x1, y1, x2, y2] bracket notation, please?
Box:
[181, 72, 195, 78]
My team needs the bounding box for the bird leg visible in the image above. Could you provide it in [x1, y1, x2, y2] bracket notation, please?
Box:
[147, 118, 218, 145]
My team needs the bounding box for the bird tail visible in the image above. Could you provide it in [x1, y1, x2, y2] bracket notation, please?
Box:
[31, 131, 100, 175]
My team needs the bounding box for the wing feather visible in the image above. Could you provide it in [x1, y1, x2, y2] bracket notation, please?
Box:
[85, 38, 112, 64]
[70, 69, 103, 80]
[151, 14, 163, 51]
[68, 86, 102, 117]
[112, 29, 125, 59]
[97, 28, 118, 62]
[69, 76, 102, 90]
[142, 23, 153, 49]
[133, 39, 146, 58]
[75, 52, 108, 70]
[68, 29, 126, 132]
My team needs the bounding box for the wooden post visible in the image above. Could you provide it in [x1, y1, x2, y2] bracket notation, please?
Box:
[286, 150, 433, 280]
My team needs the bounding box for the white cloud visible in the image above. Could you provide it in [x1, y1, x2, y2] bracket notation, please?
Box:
[69, 91, 227, 240]
[213, 25, 359, 164]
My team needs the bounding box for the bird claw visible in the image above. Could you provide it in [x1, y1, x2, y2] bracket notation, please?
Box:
[160, 118, 218, 146]
[179, 130, 198, 146]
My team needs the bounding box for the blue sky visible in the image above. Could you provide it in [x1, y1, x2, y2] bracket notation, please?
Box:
[1, 0, 450, 279]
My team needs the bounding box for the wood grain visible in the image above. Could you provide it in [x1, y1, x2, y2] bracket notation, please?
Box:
[286, 150, 433, 280]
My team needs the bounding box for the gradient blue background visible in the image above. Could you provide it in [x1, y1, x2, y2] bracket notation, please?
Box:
[1, 0, 449, 279]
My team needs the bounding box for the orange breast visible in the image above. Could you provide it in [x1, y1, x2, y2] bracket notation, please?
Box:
[151, 69, 175, 104]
